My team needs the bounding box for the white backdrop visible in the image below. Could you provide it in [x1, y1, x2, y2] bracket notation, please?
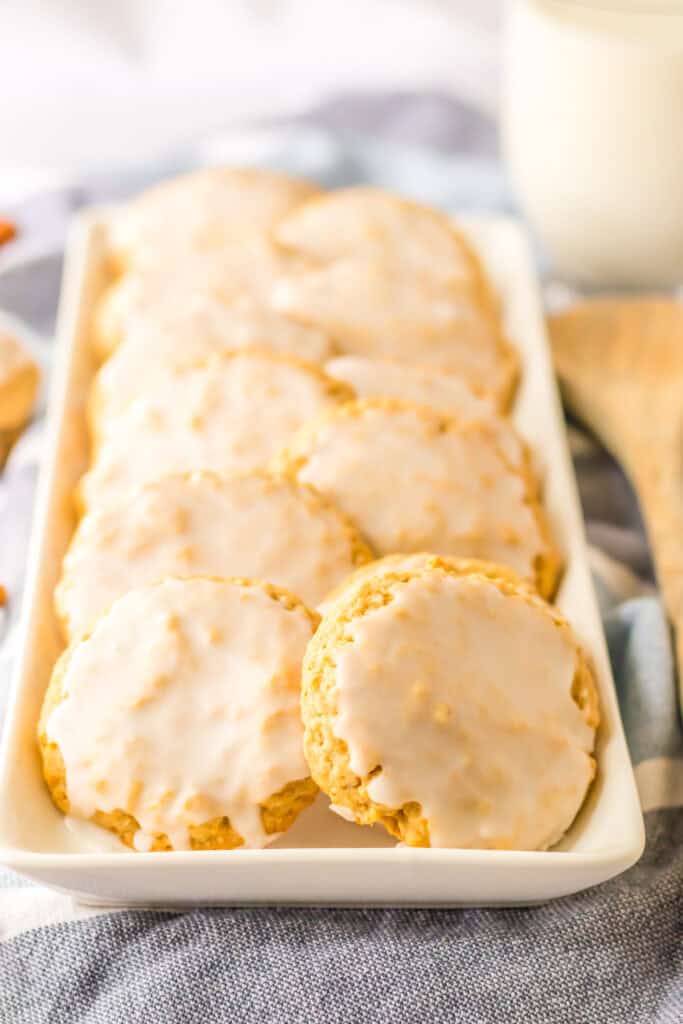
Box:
[1, 0, 501, 197]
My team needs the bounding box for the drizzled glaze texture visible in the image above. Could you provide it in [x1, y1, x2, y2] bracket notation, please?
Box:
[95, 236, 307, 359]
[274, 187, 485, 281]
[318, 552, 537, 615]
[92, 299, 334, 428]
[303, 562, 599, 850]
[107, 166, 321, 274]
[57, 470, 373, 641]
[41, 577, 318, 852]
[325, 355, 526, 470]
[79, 351, 353, 511]
[272, 188, 517, 408]
[272, 259, 517, 408]
[275, 399, 560, 597]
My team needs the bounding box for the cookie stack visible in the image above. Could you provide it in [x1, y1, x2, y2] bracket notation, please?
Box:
[38, 170, 599, 854]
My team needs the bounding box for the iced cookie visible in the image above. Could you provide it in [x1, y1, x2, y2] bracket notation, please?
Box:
[94, 236, 304, 360]
[106, 166, 321, 274]
[274, 399, 560, 597]
[39, 576, 319, 851]
[272, 188, 517, 408]
[325, 355, 526, 471]
[0, 332, 40, 459]
[92, 299, 335, 429]
[318, 552, 537, 614]
[302, 557, 599, 850]
[79, 351, 353, 512]
[272, 258, 517, 410]
[274, 187, 487, 285]
[57, 470, 373, 642]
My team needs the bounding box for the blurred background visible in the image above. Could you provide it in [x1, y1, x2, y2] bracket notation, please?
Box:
[1, 0, 500, 202]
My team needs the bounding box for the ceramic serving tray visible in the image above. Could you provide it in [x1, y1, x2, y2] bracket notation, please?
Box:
[0, 211, 645, 907]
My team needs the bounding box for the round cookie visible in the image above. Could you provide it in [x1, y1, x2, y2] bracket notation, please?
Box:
[272, 187, 517, 409]
[318, 552, 537, 614]
[0, 332, 40, 432]
[106, 166, 321, 275]
[302, 557, 600, 850]
[39, 576, 319, 851]
[273, 186, 488, 286]
[272, 257, 518, 411]
[92, 299, 335, 430]
[325, 355, 526, 471]
[79, 351, 353, 512]
[274, 399, 561, 597]
[94, 236, 304, 360]
[57, 470, 374, 642]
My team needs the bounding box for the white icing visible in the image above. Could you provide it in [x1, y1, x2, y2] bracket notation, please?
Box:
[272, 188, 511, 402]
[81, 352, 346, 510]
[58, 470, 366, 640]
[272, 257, 511, 401]
[47, 578, 315, 851]
[293, 402, 548, 582]
[63, 815, 127, 853]
[325, 356, 493, 419]
[328, 803, 356, 823]
[98, 236, 304, 353]
[108, 167, 319, 272]
[324, 355, 524, 468]
[317, 552, 535, 618]
[274, 187, 479, 283]
[132, 830, 155, 853]
[93, 297, 334, 426]
[333, 571, 595, 850]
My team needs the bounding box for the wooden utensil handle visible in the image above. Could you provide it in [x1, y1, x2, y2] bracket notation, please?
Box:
[550, 298, 683, 707]
[630, 448, 683, 694]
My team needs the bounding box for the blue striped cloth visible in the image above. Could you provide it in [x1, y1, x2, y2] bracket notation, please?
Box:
[0, 109, 681, 1022]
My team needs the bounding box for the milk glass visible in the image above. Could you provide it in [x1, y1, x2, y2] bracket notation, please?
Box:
[502, 0, 683, 287]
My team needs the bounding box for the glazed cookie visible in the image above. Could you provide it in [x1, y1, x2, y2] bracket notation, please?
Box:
[57, 470, 374, 642]
[302, 557, 600, 850]
[106, 166, 321, 274]
[325, 355, 526, 471]
[39, 576, 319, 851]
[0, 332, 40, 433]
[273, 187, 487, 286]
[272, 257, 518, 410]
[318, 552, 537, 614]
[272, 188, 517, 409]
[274, 399, 561, 597]
[94, 236, 304, 360]
[92, 298, 335, 430]
[79, 351, 353, 512]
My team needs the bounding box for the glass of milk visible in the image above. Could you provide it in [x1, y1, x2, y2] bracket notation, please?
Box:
[502, 0, 683, 287]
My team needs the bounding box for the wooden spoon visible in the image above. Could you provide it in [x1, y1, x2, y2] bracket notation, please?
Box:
[548, 298, 683, 700]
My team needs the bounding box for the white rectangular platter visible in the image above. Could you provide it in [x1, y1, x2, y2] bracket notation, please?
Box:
[0, 210, 645, 907]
